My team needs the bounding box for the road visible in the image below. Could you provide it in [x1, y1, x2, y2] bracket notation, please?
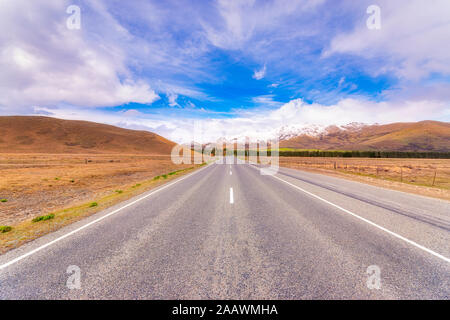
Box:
[0, 159, 449, 299]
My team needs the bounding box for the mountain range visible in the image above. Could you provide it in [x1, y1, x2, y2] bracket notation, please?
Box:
[279, 120, 450, 152]
[0, 116, 448, 153]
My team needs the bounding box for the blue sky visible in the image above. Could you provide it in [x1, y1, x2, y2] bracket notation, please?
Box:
[1, 0, 449, 142]
[100, 0, 393, 113]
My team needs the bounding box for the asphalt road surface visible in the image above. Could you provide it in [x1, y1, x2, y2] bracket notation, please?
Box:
[1, 159, 449, 299]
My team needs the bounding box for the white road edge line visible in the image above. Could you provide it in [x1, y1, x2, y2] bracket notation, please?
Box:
[0, 163, 214, 271]
[230, 187, 234, 204]
[250, 164, 450, 264]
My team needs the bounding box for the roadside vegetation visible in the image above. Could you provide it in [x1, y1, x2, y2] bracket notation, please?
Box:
[32, 214, 55, 223]
[236, 149, 450, 159]
[278, 157, 450, 201]
[0, 226, 12, 233]
[0, 164, 205, 254]
[0, 154, 197, 227]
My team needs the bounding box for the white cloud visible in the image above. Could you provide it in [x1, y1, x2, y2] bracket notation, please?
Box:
[169, 98, 449, 142]
[252, 65, 266, 80]
[251, 94, 282, 107]
[325, 0, 450, 80]
[199, 98, 447, 143]
[0, 0, 159, 113]
[204, 0, 325, 50]
[119, 109, 143, 117]
[167, 93, 179, 107]
[34, 97, 450, 144]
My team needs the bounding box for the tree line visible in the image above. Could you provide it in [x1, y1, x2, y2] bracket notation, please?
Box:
[232, 149, 450, 159]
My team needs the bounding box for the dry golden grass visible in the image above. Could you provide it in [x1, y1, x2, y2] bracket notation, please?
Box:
[279, 157, 450, 201]
[0, 153, 196, 225]
[0, 154, 205, 253]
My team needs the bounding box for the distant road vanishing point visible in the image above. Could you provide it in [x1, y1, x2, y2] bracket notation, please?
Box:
[0, 160, 449, 299]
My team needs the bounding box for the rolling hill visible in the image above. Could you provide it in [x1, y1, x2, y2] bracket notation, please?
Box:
[279, 121, 450, 152]
[0, 116, 176, 154]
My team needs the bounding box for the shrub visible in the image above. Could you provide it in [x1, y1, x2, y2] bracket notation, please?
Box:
[89, 202, 98, 207]
[115, 190, 123, 194]
[162, 174, 168, 179]
[0, 226, 12, 233]
[32, 214, 55, 223]
[0, 199, 7, 203]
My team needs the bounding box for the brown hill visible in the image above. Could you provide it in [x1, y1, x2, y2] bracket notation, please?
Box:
[280, 121, 450, 152]
[0, 116, 176, 154]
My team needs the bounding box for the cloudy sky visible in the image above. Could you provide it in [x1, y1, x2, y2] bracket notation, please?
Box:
[1, 0, 449, 142]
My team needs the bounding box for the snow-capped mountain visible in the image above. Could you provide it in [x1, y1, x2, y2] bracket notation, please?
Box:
[276, 122, 369, 141]
[279, 121, 450, 152]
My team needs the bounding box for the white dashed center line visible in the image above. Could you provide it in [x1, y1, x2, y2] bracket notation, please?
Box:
[230, 187, 234, 204]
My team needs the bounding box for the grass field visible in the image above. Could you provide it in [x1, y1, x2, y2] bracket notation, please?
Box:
[279, 157, 450, 200]
[0, 154, 205, 252]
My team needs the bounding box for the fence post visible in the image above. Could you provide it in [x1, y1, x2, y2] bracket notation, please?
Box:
[432, 170, 437, 187]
